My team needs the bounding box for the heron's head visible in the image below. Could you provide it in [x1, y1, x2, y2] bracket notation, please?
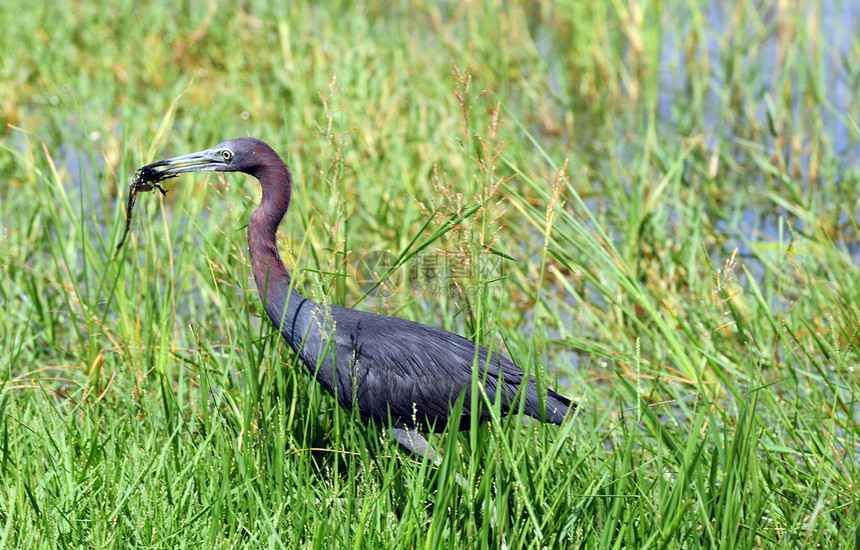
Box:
[145, 137, 283, 180]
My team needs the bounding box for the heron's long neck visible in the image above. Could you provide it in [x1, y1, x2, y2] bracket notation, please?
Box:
[248, 166, 311, 346]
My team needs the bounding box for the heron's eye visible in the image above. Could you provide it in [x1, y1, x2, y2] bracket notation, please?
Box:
[222, 150, 233, 161]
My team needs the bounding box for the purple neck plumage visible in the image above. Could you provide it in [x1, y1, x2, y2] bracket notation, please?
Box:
[246, 157, 304, 332]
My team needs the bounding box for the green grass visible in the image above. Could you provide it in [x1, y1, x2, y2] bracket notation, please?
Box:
[2, 0, 859, 548]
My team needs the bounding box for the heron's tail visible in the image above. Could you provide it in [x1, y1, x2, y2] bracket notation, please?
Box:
[541, 389, 576, 424]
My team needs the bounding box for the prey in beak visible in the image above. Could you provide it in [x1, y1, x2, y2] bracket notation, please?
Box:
[115, 165, 176, 255]
[116, 143, 239, 256]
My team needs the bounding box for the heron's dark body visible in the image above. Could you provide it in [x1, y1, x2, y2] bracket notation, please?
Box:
[272, 294, 571, 432]
[147, 137, 574, 442]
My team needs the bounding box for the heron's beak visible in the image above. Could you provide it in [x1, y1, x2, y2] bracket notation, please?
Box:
[144, 148, 227, 176]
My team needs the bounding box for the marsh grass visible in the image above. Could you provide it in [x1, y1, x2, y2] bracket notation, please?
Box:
[1, 1, 859, 548]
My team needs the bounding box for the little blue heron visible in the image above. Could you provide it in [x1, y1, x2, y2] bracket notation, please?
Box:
[144, 137, 575, 466]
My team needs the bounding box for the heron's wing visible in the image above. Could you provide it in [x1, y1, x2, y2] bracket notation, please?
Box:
[327, 306, 542, 430]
